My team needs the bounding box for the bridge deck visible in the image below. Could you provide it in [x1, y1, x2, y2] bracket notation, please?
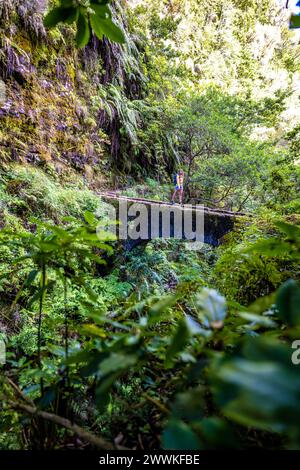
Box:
[97, 191, 248, 219]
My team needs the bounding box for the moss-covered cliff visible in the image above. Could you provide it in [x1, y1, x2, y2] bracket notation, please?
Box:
[0, 0, 146, 185]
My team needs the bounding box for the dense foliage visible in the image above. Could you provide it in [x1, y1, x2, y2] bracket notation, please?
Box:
[0, 0, 299, 451]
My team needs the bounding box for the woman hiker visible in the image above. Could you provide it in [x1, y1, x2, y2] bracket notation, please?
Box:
[171, 169, 184, 205]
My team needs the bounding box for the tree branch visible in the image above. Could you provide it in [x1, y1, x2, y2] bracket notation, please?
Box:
[8, 401, 128, 450]
[6, 378, 35, 406]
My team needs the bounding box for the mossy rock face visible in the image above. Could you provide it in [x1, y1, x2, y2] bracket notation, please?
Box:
[0, 2, 108, 180]
[0, 1, 147, 181]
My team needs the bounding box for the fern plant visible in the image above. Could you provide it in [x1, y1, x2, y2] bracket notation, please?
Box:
[0, 211, 113, 395]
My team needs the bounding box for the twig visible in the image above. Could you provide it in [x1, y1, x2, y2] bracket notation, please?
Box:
[142, 393, 169, 415]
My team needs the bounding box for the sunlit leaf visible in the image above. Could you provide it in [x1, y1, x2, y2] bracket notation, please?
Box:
[81, 324, 107, 338]
[195, 288, 227, 329]
[239, 312, 276, 328]
[84, 211, 97, 226]
[90, 3, 112, 19]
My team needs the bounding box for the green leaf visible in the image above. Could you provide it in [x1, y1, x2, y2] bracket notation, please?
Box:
[11, 255, 32, 265]
[165, 320, 190, 368]
[199, 417, 237, 449]
[84, 211, 96, 225]
[81, 324, 106, 338]
[90, 3, 112, 19]
[247, 239, 297, 258]
[24, 270, 39, 288]
[100, 353, 137, 374]
[13, 270, 39, 306]
[44, 7, 73, 28]
[90, 11, 104, 40]
[95, 371, 121, 410]
[37, 387, 57, 408]
[61, 0, 75, 6]
[66, 349, 97, 365]
[163, 419, 200, 450]
[65, 7, 79, 25]
[27, 281, 55, 308]
[80, 352, 109, 376]
[195, 288, 227, 329]
[290, 14, 300, 29]
[148, 294, 178, 325]
[171, 389, 204, 422]
[87, 254, 106, 265]
[91, 16, 125, 44]
[276, 279, 300, 326]
[239, 312, 276, 328]
[275, 221, 300, 241]
[76, 13, 90, 48]
[246, 293, 276, 314]
[95, 243, 114, 254]
[212, 338, 300, 433]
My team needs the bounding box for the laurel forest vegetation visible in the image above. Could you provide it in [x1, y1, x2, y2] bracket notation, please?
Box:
[0, 0, 299, 451]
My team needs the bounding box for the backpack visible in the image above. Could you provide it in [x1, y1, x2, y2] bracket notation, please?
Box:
[173, 173, 177, 185]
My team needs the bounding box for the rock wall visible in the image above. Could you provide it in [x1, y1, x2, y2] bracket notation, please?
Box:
[0, 0, 144, 184]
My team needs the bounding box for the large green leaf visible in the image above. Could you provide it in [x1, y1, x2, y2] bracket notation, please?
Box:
[90, 12, 104, 40]
[91, 16, 125, 43]
[165, 319, 190, 368]
[60, 0, 75, 6]
[84, 211, 97, 226]
[99, 353, 137, 374]
[171, 389, 204, 422]
[148, 294, 178, 325]
[64, 7, 79, 25]
[195, 288, 227, 329]
[90, 3, 112, 19]
[24, 269, 39, 288]
[95, 371, 121, 410]
[199, 417, 237, 449]
[275, 221, 300, 241]
[238, 312, 276, 328]
[276, 279, 300, 326]
[44, 7, 74, 28]
[290, 14, 300, 29]
[162, 419, 200, 450]
[76, 13, 91, 48]
[212, 337, 300, 434]
[247, 239, 298, 258]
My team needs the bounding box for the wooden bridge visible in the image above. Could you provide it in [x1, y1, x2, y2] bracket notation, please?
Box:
[97, 191, 247, 251]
